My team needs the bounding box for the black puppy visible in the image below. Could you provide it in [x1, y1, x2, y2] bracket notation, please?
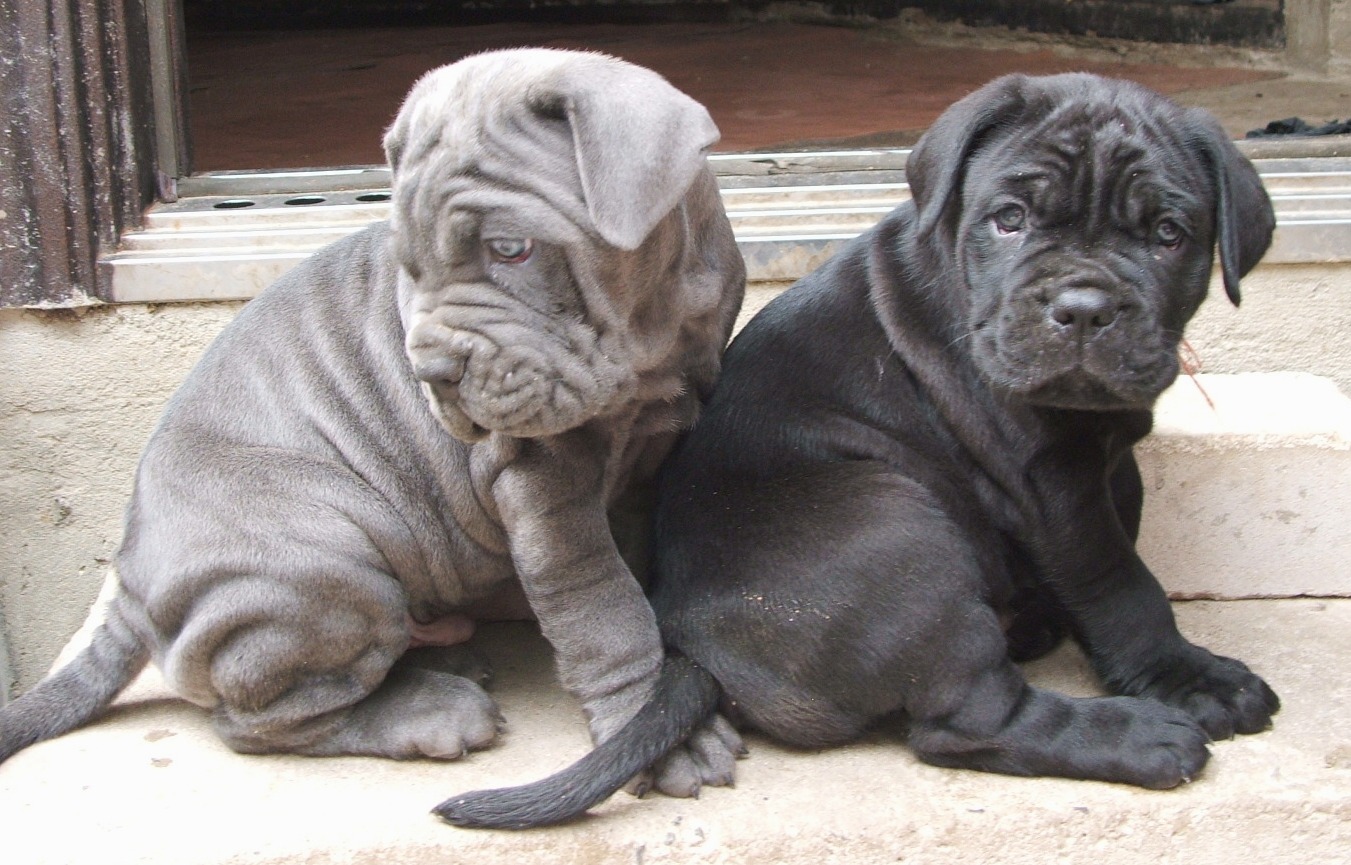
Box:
[439, 73, 1280, 828]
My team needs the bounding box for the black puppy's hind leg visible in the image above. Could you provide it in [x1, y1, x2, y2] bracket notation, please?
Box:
[906, 633, 1212, 789]
[887, 526, 1208, 791]
[725, 489, 1209, 789]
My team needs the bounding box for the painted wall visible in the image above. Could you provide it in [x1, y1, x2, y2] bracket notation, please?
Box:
[0, 303, 241, 696]
[1334, 0, 1351, 72]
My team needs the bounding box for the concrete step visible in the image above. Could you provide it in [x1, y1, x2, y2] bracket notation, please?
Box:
[1139, 371, 1351, 599]
[0, 600, 1347, 865]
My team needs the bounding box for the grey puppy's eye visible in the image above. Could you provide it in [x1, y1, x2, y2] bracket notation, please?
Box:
[993, 204, 1026, 234]
[485, 238, 534, 263]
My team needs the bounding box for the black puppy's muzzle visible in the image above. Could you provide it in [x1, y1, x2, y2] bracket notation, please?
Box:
[1047, 287, 1120, 341]
[977, 271, 1175, 410]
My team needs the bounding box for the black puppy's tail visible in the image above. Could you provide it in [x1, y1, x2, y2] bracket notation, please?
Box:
[434, 653, 720, 830]
[0, 599, 148, 763]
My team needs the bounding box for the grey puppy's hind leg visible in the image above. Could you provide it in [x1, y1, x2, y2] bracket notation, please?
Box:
[211, 644, 502, 761]
[192, 577, 501, 761]
[644, 714, 745, 797]
[218, 664, 503, 761]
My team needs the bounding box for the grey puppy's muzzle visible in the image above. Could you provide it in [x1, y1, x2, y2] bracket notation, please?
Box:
[407, 295, 634, 442]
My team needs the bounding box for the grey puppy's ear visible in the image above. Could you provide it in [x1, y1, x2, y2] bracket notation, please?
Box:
[1185, 111, 1275, 307]
[381, 74, 427, 177]
[907, 74, 1032, 242]
[538, 62, 721, 251]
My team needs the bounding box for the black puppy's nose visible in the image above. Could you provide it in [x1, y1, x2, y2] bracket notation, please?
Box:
[1048, 288, 1118, 334]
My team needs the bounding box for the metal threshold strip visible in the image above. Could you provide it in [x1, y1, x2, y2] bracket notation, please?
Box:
[105, 139, 1351, 304]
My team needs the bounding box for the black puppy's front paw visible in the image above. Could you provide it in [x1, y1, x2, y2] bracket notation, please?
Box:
[1129, 644, 1280, 740]
[1104, 700, 1212, 789]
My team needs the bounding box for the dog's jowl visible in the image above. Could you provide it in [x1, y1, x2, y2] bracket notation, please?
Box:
[441, 72, 1280, 830]
[0, 49, 745, 789]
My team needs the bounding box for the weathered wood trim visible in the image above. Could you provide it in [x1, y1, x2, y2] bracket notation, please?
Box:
[0, 0, 161, 307]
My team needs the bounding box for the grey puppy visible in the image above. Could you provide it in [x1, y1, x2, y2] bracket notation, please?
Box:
[440, 73, 1280, 829]
[0, 49, 744, 789]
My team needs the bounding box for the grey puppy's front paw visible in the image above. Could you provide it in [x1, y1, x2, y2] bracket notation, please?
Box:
[627, 714, 747, 799]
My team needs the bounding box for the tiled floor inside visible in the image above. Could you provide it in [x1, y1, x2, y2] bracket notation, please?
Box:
[185, 19, 1348, 172]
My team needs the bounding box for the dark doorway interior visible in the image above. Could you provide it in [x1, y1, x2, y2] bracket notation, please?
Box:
[181, 1, 1283, 172]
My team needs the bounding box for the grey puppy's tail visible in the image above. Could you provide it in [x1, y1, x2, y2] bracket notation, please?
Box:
[0, 601, 148, 763]
[435, 653, 720, 829]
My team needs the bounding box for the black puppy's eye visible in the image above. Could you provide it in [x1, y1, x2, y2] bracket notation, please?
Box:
[993, 204, 1026, 234]
[485, 238, 534, 263]
[1155, 219, 1184, 249]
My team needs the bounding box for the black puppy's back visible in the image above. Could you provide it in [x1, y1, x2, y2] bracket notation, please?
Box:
[652, 207, 1025, 746]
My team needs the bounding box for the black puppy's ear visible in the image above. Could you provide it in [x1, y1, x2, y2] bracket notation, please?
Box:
[1187, 111, 1275, 306]
[908, 74, 1031, 241]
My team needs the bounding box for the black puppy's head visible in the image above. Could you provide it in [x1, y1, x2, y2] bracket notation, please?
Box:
[908, 73, 1274, 411]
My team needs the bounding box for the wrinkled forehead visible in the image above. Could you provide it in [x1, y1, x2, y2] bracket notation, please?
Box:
[388, 53, 593, 244]
[964, 98, 1211, 218]
[396, 53, 557, 154]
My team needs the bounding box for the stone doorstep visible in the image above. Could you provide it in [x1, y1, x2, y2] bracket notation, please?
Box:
[0, 602, 1347, 865]
[1138, 372, 1351, 599]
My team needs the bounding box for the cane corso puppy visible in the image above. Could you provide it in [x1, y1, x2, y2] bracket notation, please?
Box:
[0, 49, 745, 780]
[440, 72, 1280, 829]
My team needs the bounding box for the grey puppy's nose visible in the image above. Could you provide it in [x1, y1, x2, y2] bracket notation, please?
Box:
[411, 354, 466, 388]
[1049, 288, 1118, 334]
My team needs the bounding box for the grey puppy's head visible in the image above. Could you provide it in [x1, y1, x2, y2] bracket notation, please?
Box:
[384, 49, 725, 441]
[907, 73, 1274, 411]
